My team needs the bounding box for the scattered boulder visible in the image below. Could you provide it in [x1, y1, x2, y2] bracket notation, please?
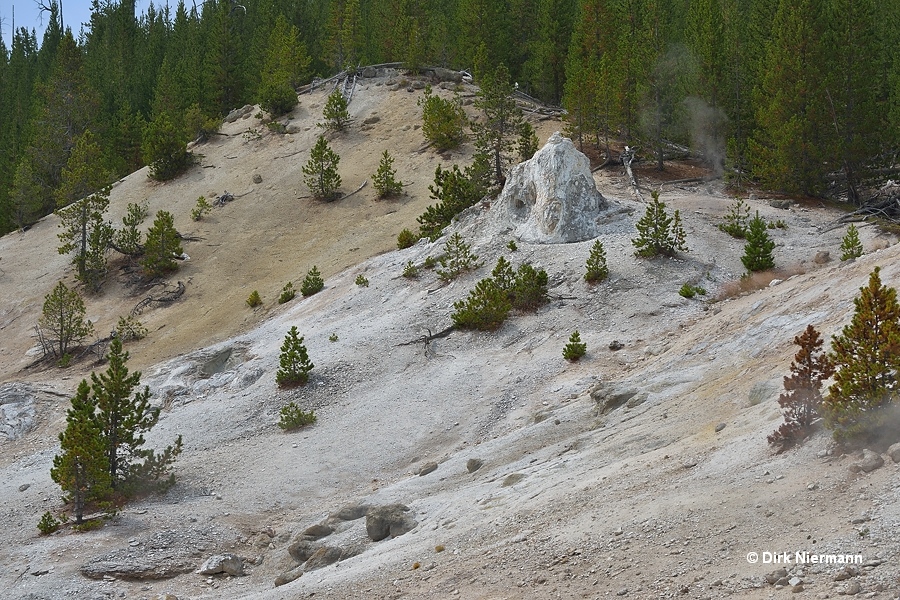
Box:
[887, 442, 900, 463]
[18, 483, 30, 492]
[769, 199, 792, 209]
[813, 250, 831, 264]
[466, 458, 484, 473]
[362, 66, 377, 78]
[366, 504, 417, 542]
[418, 461, 438, 476]
[81, 557, 196, 581]
[363, 115, 380, 125]
[302, 546, 343, 571]
[410, 80, 426, 90]
[224, 105, 253, 123]
[834, 565, 859, 581]
[274, 564, 304, 587]
[301, 524, 334, 540]
[198, 554, 244, 577]
[591, 383, 640, 415]
[488, 132, 609, 243]
[842, 580, 862, 595]
[609, 340, 624, 351]
[155, 595, 179, 600]
[288, 540, 319, 563]
[431, 67, 463, 83]
[329, 503, 370, 522]
[849, 449, 884, 473]
[715, 422, 726, 433]
[252, 174, 262, 184]
[502, 473, 524, 487]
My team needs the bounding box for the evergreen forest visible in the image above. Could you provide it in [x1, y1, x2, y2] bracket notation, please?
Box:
[0, 0, 898, 236]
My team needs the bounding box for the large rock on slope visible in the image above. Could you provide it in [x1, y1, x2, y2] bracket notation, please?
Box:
[489, 131, 608, 243]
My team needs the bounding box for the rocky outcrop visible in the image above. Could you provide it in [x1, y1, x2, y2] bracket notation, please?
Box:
[590, 383, 647, 415]
[0, 382, 38, 441]
[365, 504, 418, 541]
[488, 132, 608, 244]
[198, 554, 244, 576]
[849, 449, 884, 473]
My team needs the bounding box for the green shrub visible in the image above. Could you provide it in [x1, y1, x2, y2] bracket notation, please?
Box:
[562, 331, 587, 361]
[768, 219, 788, 229]
[303, 136, 342, 201]
[418, 85, 467, 151]
[451, 278, 512, 331]
[142, 210, 183, 277]
[276, 326, 314, 387]
[37, 511, 61, 535]
[397, 228, 419, 249]
[584, 240, 609, 283]
[278, 402, 317, 431]
[840, 224, 863, 261]
[417, 161, 488, 241]
[507, 240, 518, 251]
[142, 112, 192, 181]
[718, 198, 751, 238]
[322, 89, 351, 131]
[372, 150, 403, 198]
[423, 255, 439, 269]
[403, 260, 419, 278]
[741, 211, 776, 273]
[72, 518, 104, 532]
[632, 191, 688, 258]
[301, 266, 324, 296]
[491, 256, 516, 292]
[510, 263, 549, 311]
[278, 281, 296, 304]
[328, 333, 338, 342]
[436, 232, 481, 281]
[191, 195, 212, 221]
[116, 315, 148, 341]
[247, 290, 262, 307]
[355, 274, 369, 287]
[679, 283, 707, 299]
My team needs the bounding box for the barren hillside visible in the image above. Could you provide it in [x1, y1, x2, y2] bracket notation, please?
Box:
[2, 72, 900, 600]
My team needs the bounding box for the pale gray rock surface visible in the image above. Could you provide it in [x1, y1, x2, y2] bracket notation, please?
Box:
[488, 132, 608, 243]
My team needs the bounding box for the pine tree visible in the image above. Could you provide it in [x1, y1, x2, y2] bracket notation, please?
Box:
[259, 15, 310, 117]
[825, 267, 900, 438]
[417, 164, 482, 241]
[142, 210, 183, 277]
[632, 191, 688, 258]
[437, 232, 482, 281]
[584, 239, 609, 283]
[517, 122, 540, 161]
[840, 223, 864, 261]
[113, 202, 148, 258]
[142, 112, 192, 181]
[511, 263, 550, 311]
[472, 64, 526, 183]
[562, 330, 587, 361]
[491, 256, 517, 292]
[50, 380, 111, 524]
[301, 266, 325, 296]
[322, 89, 352, 132]
[418, 85, 468, 151]
[92, 337, 181, 492]
[372, 151, 403, 198]
[303, 136, 342, 201]
[768, 325, 834, 453]
[740, 211, 775, 273]
[55, 131, 114, 292]
[451, 278, 512, 331]
[276, 326, 315, 387]
[38, 281, 94, 360]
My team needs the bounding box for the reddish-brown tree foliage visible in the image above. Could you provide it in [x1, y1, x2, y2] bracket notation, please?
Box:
[768, 325, 834, 453]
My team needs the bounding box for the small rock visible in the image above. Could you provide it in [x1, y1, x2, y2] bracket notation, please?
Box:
[362, 66, 377, 78]
[886, 442, 900, 463]
[789, 576, 803, 586]
[366, 504, 417, 541]
[843, 580, 861, 595]
[466, 458, 484, 473]
[682, 459, 698, 469]
[303, 546, 343, 571]
[813, 251, 831, 264]
[849, 449, 883, 473]
[252, 174, 262, 184]
[834, 565, 859, 581]
[715, 423, 726, 433]
[769, 199, 792, 209]
[301, 524, 333, 540]
[18, 483, 30, 492]
[198, 554, 243, 577]
[363, 116, 380, 125]
[502, 473, 524, 487]
[274, 565, 304, 587]
[791, 584, 804, 593]
[156, 595, 179, 600]
[418, 461, 438, 476]
[609, 340, 624, 351]
[616, 588, 628, 596]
